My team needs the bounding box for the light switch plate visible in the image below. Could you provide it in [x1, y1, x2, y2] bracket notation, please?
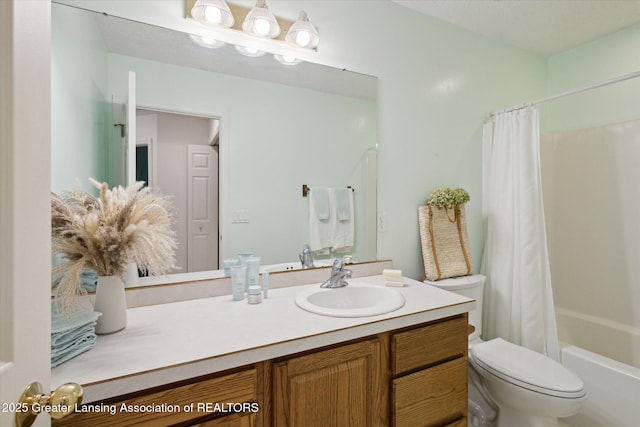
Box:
[231, 209, 249, 224]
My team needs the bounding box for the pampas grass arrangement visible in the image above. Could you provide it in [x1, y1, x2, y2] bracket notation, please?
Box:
[52, 178, 177, 314]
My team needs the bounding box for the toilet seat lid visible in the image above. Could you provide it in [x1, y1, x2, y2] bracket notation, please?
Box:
[470, 338, 585, 398]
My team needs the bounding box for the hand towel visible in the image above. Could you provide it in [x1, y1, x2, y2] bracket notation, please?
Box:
[335, 188, 352, 221]
[311, 188, 330, 220]
[309, 187, 332, 252]
[329, 188, 354, 251]
[51, 301, 101, 367]
[51, 300, 101, 334]
[51, 332, 97, 367]
[81, 270, 98, 292]
[51, 269, 98, 293]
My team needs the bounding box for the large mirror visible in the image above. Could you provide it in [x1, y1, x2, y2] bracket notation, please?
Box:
[51, 3, 378, 286]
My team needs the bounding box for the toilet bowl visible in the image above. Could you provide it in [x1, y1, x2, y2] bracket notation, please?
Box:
[425, 275, 586, 427]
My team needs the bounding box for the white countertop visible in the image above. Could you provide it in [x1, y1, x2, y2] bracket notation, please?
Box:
[52, 275, 474, 402]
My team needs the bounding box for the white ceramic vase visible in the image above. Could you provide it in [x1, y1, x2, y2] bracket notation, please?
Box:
[94, 275, 127, 334]
[124, 262, 138, 287]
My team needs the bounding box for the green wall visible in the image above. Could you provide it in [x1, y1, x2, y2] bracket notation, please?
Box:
[55, 0, 549, 278]
[546, 23, 640, 132]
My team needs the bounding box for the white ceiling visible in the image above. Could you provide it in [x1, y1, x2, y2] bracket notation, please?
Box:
[393, 0, 640, 56]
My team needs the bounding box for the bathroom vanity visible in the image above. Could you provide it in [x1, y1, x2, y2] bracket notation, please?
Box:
[51, 269, 473, 427]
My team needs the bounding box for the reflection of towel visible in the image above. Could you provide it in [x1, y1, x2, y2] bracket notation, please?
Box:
[51, 301, 101, 368]
[51, 269, 98, 293]
[309, 188, 332, 252]
[329, 188, 354, 251]
[335, 188, 351, 221]
[312, 188, 330, 220]
[81, 270, 98, 292]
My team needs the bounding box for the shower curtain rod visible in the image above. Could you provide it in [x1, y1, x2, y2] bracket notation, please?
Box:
[488, 69, 640, 119]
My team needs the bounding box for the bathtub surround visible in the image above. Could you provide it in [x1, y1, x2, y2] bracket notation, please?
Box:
[543, 121, 640, 369]
[561, 346, 640, 427]
[481, 108, 559, 361]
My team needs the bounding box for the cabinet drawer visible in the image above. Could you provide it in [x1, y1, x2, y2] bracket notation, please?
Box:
[54, 368, 257, 427]
[392, 357, 467, 427]
[191, 412, 255, 427]
[391, 315, 467, 375]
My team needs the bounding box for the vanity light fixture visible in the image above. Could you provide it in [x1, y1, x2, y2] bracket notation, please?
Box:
[273, 54, 301, 66]
[191, 0, 235, 28]
[235, 45, 266, 57]
[285, 11, 319, 49]
[242, 0, 281, 39]
[189, 34, 226, 48]
[187, 0, 319, 54]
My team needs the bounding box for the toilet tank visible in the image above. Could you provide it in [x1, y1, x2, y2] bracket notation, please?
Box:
[424, 274, 486, 341]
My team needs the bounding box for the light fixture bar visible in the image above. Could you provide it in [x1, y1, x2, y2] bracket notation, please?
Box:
[186, 0, 293, 42]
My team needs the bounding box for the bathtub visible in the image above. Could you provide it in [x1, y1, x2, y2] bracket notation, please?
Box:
[556, 307, 640, 368]
[560, 346, 640, 426]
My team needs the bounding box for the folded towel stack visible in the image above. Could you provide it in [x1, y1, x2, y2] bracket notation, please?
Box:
[81, 270, 98, 292]
[51, 301, 101, 368]
[383, 269, 403, 287]
[51, 269, 99, 293]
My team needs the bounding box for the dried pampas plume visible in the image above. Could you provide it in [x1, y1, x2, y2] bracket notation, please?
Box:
[52, 179, 177, 314]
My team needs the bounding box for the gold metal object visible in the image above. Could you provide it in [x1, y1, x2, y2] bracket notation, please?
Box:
[15, 381, 83, 427]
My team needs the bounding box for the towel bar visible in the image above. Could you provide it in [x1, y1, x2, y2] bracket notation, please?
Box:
[302, 184, 354, 197]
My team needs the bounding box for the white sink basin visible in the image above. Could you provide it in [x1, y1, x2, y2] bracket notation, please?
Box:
[295, 283, 405, 317]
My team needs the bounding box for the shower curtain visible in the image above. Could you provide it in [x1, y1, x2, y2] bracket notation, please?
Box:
[481, 108, 560, 361]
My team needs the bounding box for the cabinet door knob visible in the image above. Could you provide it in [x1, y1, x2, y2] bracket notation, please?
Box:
[15, 381, 83, 427]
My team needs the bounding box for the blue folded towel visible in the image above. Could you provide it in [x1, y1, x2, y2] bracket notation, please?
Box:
[51, 301, 101, 368]
[81, 270, 98, 292]
[51, 332, 97, 368]
[51, 269, 99, 293]
[51, 301, 101, 333]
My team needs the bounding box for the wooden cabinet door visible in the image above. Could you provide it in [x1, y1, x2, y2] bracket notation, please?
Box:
[272, 338, 387, 427]
[392, 357, 467, 427]
[192, 412, 255, 427]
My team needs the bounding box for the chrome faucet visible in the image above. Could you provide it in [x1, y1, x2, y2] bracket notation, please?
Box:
[299, 244, 315, 269]
[320, 256, 353, 288]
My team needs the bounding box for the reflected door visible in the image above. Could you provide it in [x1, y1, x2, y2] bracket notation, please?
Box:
[187, 144, 218, 272]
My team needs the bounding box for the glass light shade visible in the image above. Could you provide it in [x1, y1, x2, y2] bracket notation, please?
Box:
[235, 45, 266, 57]
[273, 54, 302, 66]
[242, 0, 281, 39]
[189, 34, 225, 49]
[191, 0, 235, 28]
[285, 11, 319, 49]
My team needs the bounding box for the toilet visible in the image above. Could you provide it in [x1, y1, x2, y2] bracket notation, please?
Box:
[425, 274, 586, 427]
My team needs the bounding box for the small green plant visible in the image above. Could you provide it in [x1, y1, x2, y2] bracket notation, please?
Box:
[427, 187, 470, 208]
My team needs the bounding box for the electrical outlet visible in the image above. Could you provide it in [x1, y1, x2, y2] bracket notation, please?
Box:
[377, 212, 387, 232]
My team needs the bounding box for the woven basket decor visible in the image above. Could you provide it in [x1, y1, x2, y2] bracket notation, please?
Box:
[418, 204, 472, 281]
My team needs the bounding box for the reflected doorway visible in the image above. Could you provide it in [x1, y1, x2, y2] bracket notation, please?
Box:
[137, 109, 220, 273]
